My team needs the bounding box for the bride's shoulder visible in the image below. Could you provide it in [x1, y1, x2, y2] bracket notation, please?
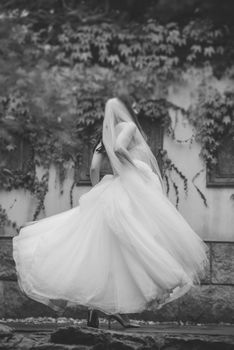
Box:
[115, 121, 136, 132]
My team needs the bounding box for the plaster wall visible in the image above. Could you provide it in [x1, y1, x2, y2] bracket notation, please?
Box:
[0, 70, 234, 240]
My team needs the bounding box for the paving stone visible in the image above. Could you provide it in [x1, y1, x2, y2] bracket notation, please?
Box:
[1, 282, 234, 324]
[0, 324, 13, 338]
[1, 322, 234, 349]
[50, 326, 234, 350]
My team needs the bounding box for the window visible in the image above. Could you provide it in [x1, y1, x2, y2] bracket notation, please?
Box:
[74, 117, 163, 185]
[0, 136, 34, 176]
[207, 134, 234, 187]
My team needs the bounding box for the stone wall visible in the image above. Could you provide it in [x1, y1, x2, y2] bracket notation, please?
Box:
[138, 241, 234, 324]
[0, 237, 233, 323]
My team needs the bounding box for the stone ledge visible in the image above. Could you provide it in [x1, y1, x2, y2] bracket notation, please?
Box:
[131, 284, 234, 324]
[211, 242, 234, 284]
[1, 281, 234, 324]
[0, 240, 16, 281]
[50, 326, 234, 349]
[0, 281, 58, 319]
[1, 325, 234, 350]
[0, 240, 234, 322]
[177, 284, 234, 324]
[1, 240, 234, 285]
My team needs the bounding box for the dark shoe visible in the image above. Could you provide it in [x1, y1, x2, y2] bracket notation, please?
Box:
[107, 313, 140, 329]
[87, 309, 99, 328]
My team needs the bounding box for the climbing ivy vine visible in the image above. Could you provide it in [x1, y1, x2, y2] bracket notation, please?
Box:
[0, 11, 234, 228]
[188, 87, 234, 168]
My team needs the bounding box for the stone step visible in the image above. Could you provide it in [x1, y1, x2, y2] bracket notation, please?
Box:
[51, 326, 234, 350]
[1, 322, 234, 350]
[2, 319, 234, 335]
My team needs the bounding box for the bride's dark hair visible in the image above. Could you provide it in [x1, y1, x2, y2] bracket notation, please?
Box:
[116, 93, 147, 141]
[93, 93, 147, 154]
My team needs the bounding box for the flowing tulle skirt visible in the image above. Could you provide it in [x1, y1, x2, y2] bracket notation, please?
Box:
[13, 160, 209, 314]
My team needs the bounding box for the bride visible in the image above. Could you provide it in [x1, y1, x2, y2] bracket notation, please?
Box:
[13, 95, 209, 329]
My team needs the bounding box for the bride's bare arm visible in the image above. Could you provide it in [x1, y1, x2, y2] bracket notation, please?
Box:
[90, 142, 104, 186]
[115, 121, 136, 150]
[114, 122, 137, 166]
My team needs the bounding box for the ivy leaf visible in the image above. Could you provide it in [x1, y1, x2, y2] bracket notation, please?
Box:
[165, 45, 175, 55]
[214, 29, 222, 38]
[187, 53, 196, 62]
[223, 115, 231, 124]
[135, 58, 145, 69]
[201, 149, 212, 159]
[217, 125, 225, 133]
[79, 52, 92, 62]
[149, 33, 163, 44]
[107, 55, 120, 66]
[166, 30, 181, 44]
[216, 46, 224, 55]
[6, 144, 16, 152]
[211, 158, 218, 165]
[191, 45, 202, 53]
[204, 118, 214, 126]
[58, 34, 69, 44]
[204, 46, 215, 57]
[118, 44, 132, 58]
[131, 42, 142, 53]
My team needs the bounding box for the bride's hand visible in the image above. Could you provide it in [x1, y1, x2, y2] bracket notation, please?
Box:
[114, 147, 150, 182]
[114, 146, 136, 168]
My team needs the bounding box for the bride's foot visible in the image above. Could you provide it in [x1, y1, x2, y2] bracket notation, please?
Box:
[107, 313, 140, 329]
[87, 309, 99, 328]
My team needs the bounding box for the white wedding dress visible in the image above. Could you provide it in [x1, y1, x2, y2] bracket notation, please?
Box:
[13, 98, 209, 315]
